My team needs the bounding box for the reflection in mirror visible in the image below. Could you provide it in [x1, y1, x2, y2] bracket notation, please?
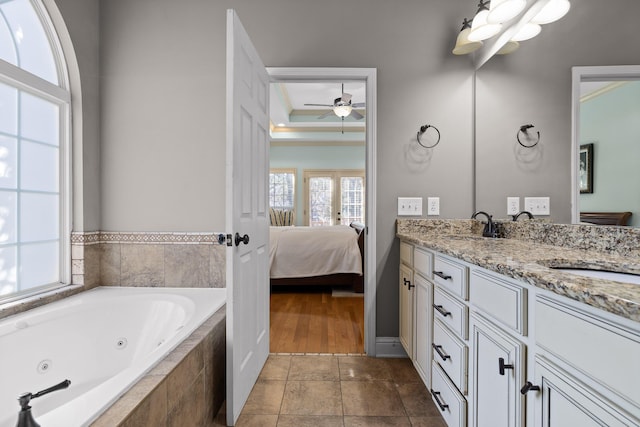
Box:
[571, 65, 640, 227]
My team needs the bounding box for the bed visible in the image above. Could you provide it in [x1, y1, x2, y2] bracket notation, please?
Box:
[269, 222, 365, 293]
[580, 211, 632, 226]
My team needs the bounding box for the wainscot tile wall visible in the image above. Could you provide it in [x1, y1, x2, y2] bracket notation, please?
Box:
[71, 232, 227, 289]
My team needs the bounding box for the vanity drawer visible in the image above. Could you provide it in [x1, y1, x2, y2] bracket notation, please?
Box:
[400, 241, 413, 267]
[414, 247, 433, 279]
[431, 361, 467, 427]
[434, 255, 468, 300]
[470, 270, 527, 336]
[434, 286, 468, 340]
[433, 319, 468, 394]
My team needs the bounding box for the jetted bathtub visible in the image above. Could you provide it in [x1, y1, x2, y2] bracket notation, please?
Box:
[0, 286, 226, 427]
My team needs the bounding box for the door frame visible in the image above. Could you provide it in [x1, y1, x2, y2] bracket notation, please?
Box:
[267, 67, 377, 356]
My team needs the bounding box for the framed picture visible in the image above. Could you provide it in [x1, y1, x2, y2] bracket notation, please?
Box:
[579, 143, 594, 194]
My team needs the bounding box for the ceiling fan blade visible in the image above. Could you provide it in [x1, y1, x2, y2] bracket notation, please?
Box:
[305, 103, 333, 107]
[351, 102, 366, 108]
[341, 92, 352, 103]
[350, 109, 364, 120]
[317, 110, 334, 119]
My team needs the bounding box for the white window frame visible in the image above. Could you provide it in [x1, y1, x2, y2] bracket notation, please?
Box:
[0, 0, 72, 302]
[303, 169, 365, 226]
[269, 168, 297, 212]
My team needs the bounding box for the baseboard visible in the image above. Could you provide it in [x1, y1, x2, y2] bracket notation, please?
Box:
[375, 337, 408, 358]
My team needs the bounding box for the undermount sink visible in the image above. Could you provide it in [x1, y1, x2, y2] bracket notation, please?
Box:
[551, 267, 640, 285]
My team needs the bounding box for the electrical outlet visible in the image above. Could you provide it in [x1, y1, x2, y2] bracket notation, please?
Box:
[397, 197, 423, 216]
[427, 197, 440, 216]
[507, 197, 520, 215]
[524, 197, 550, 215]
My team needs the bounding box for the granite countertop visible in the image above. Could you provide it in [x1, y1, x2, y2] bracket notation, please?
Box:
[397, 231, 640, 323]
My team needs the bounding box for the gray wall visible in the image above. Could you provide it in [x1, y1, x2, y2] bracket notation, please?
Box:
[475, 0, 640, 223]
[98, 0, 475, 337]
[49, 0, 101, 231]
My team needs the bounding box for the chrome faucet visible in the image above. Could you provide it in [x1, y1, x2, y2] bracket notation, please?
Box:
[471, 211, 500, 238]
[16, 379, 71, 427]
[511, 211, 534, 221]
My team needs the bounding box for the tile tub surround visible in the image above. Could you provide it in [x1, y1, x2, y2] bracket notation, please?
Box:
[91, 305, 226, 427]
[71, 231, 226, 288]
[397, 219, 640, 322]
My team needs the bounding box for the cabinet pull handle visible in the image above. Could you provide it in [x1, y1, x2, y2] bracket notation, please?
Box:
[498, 357, 514, 375]
[430, 390, 449, 411]
[520, 381, 541, 395]
[433, 304, 451, 317]
[432, 344, 451, 361]
[403, 277, 414, 289]
[403, 278, 408, 286]
[434, 271, 452, 280]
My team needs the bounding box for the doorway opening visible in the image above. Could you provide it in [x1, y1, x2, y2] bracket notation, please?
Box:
[267, 68, 377, 355]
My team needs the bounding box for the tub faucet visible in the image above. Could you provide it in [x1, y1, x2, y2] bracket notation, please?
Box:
[471, 211, 499, 238]
[512, 211, 534, 221]
[16, 379, 71, 427]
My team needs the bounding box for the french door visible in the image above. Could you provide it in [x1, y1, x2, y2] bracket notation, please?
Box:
[303, 169, 365, 226]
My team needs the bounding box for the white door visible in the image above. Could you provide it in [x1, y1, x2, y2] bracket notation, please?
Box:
[226, 9, 270, 426]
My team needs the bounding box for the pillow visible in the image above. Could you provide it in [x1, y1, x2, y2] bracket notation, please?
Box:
[270, 208, 294, 226]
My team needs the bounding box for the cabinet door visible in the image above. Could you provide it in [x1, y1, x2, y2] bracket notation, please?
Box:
[399, 263, 414, 358]
[469, 314, 525, 427]
[414, 273, 433, 387]
[534, 357, 637, 427]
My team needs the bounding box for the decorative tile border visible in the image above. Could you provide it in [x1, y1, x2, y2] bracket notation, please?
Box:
[71, 231, 227, 245]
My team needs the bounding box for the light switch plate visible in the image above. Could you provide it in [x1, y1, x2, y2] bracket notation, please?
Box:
[427, 197, 440, 216]
[398, 197, 422, 216]
[524, 197, 550, 215]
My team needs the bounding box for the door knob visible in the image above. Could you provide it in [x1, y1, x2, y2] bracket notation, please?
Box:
[234, 233, 250, 246]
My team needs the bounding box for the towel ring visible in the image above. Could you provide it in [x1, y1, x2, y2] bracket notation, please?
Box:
[517, 124, 540, 148]
[417, 124, 441, 149]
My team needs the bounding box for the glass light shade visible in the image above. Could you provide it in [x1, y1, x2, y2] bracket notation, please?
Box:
[496, 40, 520, 54]
[333, 105, 352, 118]
[487, 0, 526, 24]
[511, 23, 541, 41]
[531, 0, 571, 24]
[452, 27, 483, 55]
[468, 10, 503, 41]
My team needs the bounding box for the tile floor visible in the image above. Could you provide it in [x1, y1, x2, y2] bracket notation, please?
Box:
[214, 354, 447, 427]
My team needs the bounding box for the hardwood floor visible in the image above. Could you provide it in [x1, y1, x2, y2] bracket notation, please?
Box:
[270, 286, 364, 354]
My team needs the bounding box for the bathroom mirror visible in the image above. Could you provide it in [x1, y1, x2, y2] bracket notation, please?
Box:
[571, 65, 640, 227]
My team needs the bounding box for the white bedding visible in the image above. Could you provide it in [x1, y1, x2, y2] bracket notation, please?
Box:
[269, 225, 363, 279]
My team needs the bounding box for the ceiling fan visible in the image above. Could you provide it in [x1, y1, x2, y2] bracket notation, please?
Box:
[304, 83, 366, 121]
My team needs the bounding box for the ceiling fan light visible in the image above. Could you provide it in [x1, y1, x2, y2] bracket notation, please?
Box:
[531, 0, 571, 24]
[333, 105, 352, 118]
[468, 9, 502, 41]
[511, 23, 541, 41]
[487, 0, 526, 24]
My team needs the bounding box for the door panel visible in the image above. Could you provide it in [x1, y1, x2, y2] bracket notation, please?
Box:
[226, 9, 270, 426]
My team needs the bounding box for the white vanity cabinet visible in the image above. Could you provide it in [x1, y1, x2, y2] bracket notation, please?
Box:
[399, 241, 434, 388]
[398, 238, 640, 427]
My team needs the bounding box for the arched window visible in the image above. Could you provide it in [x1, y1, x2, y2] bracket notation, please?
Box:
[0, 0, 71, 301]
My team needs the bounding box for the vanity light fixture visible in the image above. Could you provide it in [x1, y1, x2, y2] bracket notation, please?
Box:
[452, 18, 483, 55]
[454, 0, 571, 56]
[511, 22, 541, 41]
[531, 0, 571, 24]
[468, 0, 502, 42]
[487, 0, 526, 24]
